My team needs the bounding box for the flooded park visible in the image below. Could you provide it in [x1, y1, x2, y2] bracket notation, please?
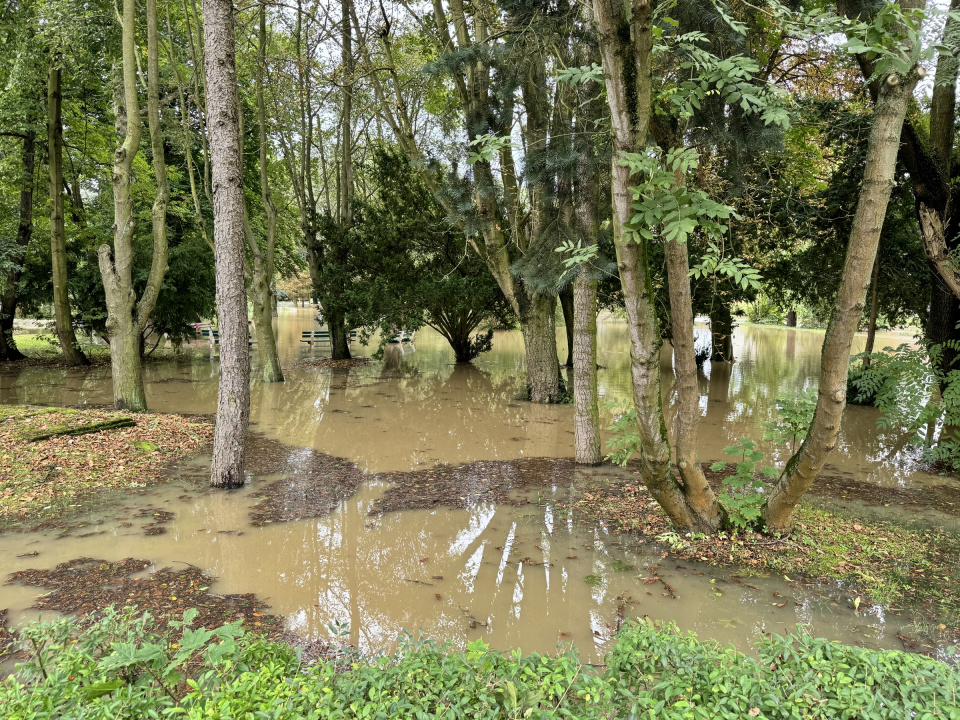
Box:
[2, 307, 957, 664]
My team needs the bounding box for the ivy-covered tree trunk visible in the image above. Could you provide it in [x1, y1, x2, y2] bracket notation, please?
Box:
[710, 300, 734, 362]
[48, 64, 88, 368]
[764, 53, 919, 534]
[204, 0, 250, 488]
[0, 131, 36, 361]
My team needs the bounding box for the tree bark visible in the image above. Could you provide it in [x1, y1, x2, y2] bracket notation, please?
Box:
[98, 0, 169, 410]
[0, 131, 36, 361]
[862, 251, 881, 369]
[592, 0, 718, 533]
[48, 64, 88, 367]
[560, 284, 574, 368]
[710, 300, 734, 362]
[252, 0, 283, 382]
[664, 236, 721, 529]
[520, 295, 560, 402]
[764, 61, 920, 533]
[205, 0, 250, 488]
[572, 266, 601, 464]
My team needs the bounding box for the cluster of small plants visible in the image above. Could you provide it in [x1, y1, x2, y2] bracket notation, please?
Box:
[2, 608, 958, 719]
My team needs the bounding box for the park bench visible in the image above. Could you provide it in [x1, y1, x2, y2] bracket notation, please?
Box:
[389, 330, 416, 343]
[201, 328, 255, 345]
[301, 330, 357, 346]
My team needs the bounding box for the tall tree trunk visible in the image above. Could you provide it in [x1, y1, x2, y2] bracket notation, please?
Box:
[205, 0, 249, 488]
[710, 300, 734, 362]
[251, 0, 283, 382]
[328, 0, 354, 364]
[593, 0, 719, 532]
[98, 0, 169, 410]
[559, 284, 574, 368]
[48, 64, 88, 367]
[764, 56, 920, 533]
[0, 131, 37, 361]
[572, 267, 601, 464]
[862, 251, 881, 369]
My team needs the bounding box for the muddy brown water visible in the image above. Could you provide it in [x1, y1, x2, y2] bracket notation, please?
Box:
[0, 308, 956, 661]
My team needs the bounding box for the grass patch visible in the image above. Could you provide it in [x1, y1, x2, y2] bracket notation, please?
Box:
[9, 332, 210, 365]
[0, 404, 212, 523]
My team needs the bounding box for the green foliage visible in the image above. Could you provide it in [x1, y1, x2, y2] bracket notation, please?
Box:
[621, 147, 739, 246]
[850, 343, 960, 470]
[710, 439, 778, 530]
[762, 388, 818, 454]
[4, 612, 958, 719]
[735, 295, 784, 325]
[604, 400, 642, 466]
[689, 241, 763, 291]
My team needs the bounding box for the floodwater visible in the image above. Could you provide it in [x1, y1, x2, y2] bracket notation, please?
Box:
[0, 306, 937, 485]
[0, 307, 955, 661]
[0, 459, 931, 662]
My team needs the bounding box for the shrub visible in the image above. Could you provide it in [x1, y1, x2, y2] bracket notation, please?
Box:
[2, 610, 958, 719]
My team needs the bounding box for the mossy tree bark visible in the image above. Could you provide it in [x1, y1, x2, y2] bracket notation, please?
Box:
[0, 131, 36, 361]
[48, 64, 88, 368]
[204, 0, 250, 489]
[764, 55, 921, 533]
[98, 0, 169, 410]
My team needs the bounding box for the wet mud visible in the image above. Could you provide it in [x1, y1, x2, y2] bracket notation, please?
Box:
[370, 457, 577, 514]
[7, 557, 285, 638]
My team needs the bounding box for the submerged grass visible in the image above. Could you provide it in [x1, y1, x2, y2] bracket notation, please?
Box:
[0, 404, 212, 525]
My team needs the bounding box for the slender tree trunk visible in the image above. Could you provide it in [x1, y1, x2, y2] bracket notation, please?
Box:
[252, 0, 283, 382]
[559, 284, 574, 367]
[0, 131, 37, 361]
[48, 64, 88, 367]
[710, 300, 734, 362]
[764, 59, 920, 533]
[593, 0, 720, 533]
[664, 237, 720, 529]
[572, 267, 601, 464]
[205, 0, 250, 488]
[862, 251, 881, 369]
[786, 310, 797, 327]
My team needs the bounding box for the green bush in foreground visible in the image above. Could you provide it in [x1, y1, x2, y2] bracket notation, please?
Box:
[1, 607, 958, 719]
